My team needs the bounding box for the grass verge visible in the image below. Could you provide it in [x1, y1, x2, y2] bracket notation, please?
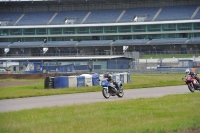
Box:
[0, 74, 185, 99]
[0, 93, 200, 133]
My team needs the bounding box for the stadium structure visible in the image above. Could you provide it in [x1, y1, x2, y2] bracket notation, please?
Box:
[0, 0, 200, 73]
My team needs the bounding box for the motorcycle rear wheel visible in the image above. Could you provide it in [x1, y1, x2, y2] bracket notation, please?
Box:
[188, 83, 195, 92]
[102, 88, 110, 99]
[117, 87, 124, 98]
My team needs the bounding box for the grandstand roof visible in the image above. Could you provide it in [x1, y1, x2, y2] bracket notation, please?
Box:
[77, 40, 113, 47]
[188, 37, 200, 44]
[9, 42, 43, 48]
[0, 0, 188, 7]
[44, 41, 78, 47]
[0, 42, 11, 48]
[113, 39, 149, 46]
[0, 55, 132, 61]
[149, 38, 188, 45]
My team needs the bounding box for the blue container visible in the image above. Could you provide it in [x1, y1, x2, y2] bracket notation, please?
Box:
[120, 74, 124, 83]
[127, 73, 130, 83]
[91, 74, 100, 86]
[77, 76, 85, 87]
[54, 76, 69, 89]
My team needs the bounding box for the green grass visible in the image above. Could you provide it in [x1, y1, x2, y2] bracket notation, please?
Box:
[0, 74, 185, 99]
[0, 93, 200, 133]
[0, 74, 199, 133]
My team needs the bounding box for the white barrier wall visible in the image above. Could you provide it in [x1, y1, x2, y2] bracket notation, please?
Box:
[115, 73, 120, 82]
[68, 76, 77, 87]
[99, 74, 104, 85]
[99, 74, 104, 81]
[51, 73, 130, 89]
[80, 74, 93, 87]
[121, 73, 128, 83]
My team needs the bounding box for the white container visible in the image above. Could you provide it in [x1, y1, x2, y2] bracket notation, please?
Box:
[99, 74, 104, 81]
[99, 74, 105, 85]
[80, 74, 93, 86]
[68, 76, 77, 87]
[115, 73, 120, 82]
[122, 73, 128, 83]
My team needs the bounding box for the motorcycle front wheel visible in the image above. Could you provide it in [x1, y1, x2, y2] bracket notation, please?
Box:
[102, 87, 110, 99]
[117, 87, 124, 98]
[188, 83, 195, 92]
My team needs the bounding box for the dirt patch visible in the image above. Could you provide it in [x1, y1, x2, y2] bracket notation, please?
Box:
[0, 81, 39, 88]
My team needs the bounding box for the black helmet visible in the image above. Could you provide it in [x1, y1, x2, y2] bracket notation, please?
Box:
[108, 75, 112, 80]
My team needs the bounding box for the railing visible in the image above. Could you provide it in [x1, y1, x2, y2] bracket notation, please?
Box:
[94, 68, 200, 74]
[0, 68, 199, 75]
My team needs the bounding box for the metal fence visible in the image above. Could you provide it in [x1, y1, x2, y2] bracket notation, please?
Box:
[93, 68, 200, 74]
[1, 67, 200, 75]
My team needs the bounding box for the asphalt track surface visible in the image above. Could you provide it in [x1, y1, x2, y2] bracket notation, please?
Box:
[0, 85, 195, 112]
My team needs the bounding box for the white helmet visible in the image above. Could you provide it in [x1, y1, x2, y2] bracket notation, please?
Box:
[185, 69, 190, 74]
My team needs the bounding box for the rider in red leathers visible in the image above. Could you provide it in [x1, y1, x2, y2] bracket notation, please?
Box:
[185, 69, 200, 83]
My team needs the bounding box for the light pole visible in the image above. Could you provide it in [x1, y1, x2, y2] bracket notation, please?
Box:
[94, 47, 98, 55]
[69, 48, 71, 55]
[171, 44, 175, 58]
[115, 59, 117, 69]
[151, 45, 157, 56]
[76, 48, 79, 56]
[154, 46, 157, 56]
[6, 60, 8, 70]
[95, 48, 99, 55]
[56, 47, 60, 56]
[173, 45, 175, 58]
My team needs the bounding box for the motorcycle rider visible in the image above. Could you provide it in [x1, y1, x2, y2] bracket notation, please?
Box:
[107, 74, 122, 92]
[185, 68, 200, 82]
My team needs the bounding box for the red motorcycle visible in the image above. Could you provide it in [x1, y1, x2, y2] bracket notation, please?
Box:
[183, 75, 200, 92]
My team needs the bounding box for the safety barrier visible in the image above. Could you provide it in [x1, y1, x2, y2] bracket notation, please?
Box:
[44, 73, 130, 89]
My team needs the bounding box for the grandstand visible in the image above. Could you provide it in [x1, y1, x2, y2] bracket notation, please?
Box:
[0, 0, 200, 72]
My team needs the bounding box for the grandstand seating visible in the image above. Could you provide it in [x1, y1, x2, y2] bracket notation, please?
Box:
[156, 5, 197, 21]
[0, 12, 22, 26]
[84, 9, 123, 23]
[17, 12, 55, 25]
[43, 41, 78, 47]
[149, 38, 188, 45]
[1, 5, 199, 26]
[0, 42, 11, 48]
[113, 39, 149, 46]
[10, 42, 43, 48]
[50, 11, 88, 24]
[119, 7, 159, 22]
[77, 40, 113, 46]
[193, 10, 200, 19]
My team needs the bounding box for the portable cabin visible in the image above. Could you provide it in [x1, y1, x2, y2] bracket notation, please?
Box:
[178, 59, 194, 68]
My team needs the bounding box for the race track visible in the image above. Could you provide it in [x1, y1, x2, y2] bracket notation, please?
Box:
[0, 85, 193, 112]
